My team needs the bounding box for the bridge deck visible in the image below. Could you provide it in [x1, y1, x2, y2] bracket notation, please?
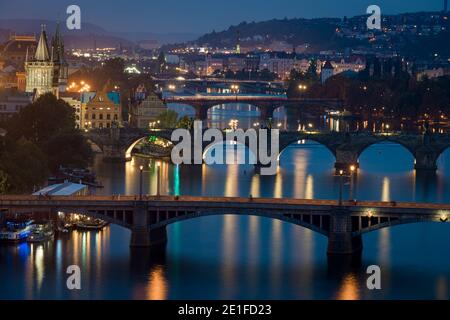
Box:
[0, 195, 449, 212]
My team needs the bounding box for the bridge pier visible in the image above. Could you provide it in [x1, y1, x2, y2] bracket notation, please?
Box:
[414, 148, 438, 171]
[194, 106, 208, 125]
[129, 203, 167, 248]
[130, 226, 167, 248]
[335, 149, 359, 175]
[259, 107, 275, 127]
[102, 145, 128, 162]
[327, 208, 363, 255]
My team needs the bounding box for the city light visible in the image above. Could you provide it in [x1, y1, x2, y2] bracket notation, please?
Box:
[229, 119, 239, 130]
[2, 0, 450, 303]
[68, 80, 91, 92]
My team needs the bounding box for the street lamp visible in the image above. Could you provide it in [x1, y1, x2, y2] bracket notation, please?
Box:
[298, 84, 307, 98]
[349, 165, 356, 200]
[338, 169, 344, 206]
[156, 161, 162, 197]
[139, 165, 144, 201]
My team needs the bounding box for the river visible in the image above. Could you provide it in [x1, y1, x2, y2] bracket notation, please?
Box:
[1, 105, 450, 300]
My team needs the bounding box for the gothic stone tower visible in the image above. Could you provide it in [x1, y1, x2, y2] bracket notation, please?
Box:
[25, 24, 68, 99]
[51, 23, 68, 93]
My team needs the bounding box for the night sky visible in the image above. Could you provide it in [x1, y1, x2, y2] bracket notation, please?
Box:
[0, 0, 443, 34]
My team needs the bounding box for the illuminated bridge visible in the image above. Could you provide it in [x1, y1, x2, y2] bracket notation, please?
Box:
[1, 195, 449, 255]
[86, 128, 450, 174]
[163, 94, 343, 121]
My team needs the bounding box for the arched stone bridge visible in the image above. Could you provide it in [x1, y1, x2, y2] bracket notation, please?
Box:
[86, 127, 450, 174]
[163, 95, 343, 121]
[1, 195, 449, 256]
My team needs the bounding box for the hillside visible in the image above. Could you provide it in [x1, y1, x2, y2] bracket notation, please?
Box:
[171, 11, 450, 57]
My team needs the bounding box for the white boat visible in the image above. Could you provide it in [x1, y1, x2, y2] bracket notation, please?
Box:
[0, 220, 34, 243]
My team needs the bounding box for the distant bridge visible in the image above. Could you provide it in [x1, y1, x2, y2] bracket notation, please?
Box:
[1, 195, 449, 255]
[86, 128, 450, 174]
[163, 94, 343, 120]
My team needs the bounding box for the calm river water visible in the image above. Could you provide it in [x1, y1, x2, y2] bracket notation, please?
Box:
[1, 105, 450, 300]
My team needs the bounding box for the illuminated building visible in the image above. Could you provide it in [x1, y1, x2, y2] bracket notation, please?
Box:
[81, 88, 122, 129]
[129, 85, 167, 129]
[25, 24, 68, 99]
[0, 35, 37, 67]
[60, 92, 83, 129]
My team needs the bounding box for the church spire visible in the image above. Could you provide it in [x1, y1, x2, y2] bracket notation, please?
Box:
[35, 24, 50, 61]
[52, 22, 65, 63]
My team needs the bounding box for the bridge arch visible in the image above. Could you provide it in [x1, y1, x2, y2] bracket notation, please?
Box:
[356, 138, 415, 160]
[55, 207, 133, 229]
[202, 140, 257, 165]
[436, 144, 450, 166]
[355, 218, 436, 236]
[357, 140, 416, 171]
[149, 210, 330, 237]
[125, 135, 174, 160]
[277, 139, 336, 169]
[166, 102, 197, 117]
[279, 135, 337, 158]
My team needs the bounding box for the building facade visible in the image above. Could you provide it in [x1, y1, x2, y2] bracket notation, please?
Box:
[0, 35, 37, 68]
[81, 90, 121, 130]
[129, 85, 167, 129]
[0, 90, 32, 123]
[60, 92, 82, 129]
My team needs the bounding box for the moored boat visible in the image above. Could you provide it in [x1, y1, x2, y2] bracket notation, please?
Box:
[0, 219, 34, 243]
[76, 218, 108, 231]
[27, 223, 55, 243]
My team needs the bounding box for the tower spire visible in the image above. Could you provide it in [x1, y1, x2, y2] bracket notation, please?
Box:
[52, 22, 65, 62]
[35, 24, 50, 61]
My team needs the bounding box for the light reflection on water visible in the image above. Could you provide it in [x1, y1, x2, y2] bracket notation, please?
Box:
[2, 111, 450, 300]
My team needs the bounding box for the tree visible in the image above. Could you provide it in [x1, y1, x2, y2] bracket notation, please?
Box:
[2, 93, 93, 186]
[0, 138, 48, 193]
[43, 130, 93, 171]
[6, 93, 75, 145]
[177, 116, 194, 130]
[0, 170, 7, 194]
[157, 52, 166, 74]
[156, 110, 179, 129]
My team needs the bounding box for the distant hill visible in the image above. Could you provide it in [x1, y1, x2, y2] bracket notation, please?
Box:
[195, 18, 357, 52]
[170, 11, 450, 57]
[0, 19, 199, 49]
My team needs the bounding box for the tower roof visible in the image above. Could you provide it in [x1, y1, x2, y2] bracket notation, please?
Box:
[35, 25, 50, 61]
[52, 22, 65, 63]
[323, 60, 334, 70]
